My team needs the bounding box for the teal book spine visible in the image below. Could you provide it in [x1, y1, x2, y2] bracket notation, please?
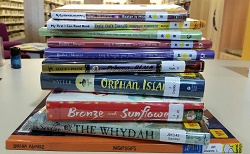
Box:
[39, 27, 202, 40]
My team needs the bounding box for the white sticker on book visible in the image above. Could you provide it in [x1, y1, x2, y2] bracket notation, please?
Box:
[173, 50, 197, 60]
[145, 12, 168, 21]
[164, 77, 180, 97]
[171, 41, 194, 48]
[157, 30, 181, 40]
[51, 12, 87, 20]
[161, 61, 185, 72]
[168, 104, 184, 121]
[160, 128, 186, 143]
[170, 21, 190, 28]
[203, 144, 222, 153]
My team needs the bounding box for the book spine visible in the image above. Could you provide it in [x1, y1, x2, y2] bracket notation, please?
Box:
[46, 20, 205, 30]
[39, 28, 202, 40]
[47, 39, 212, 49]
[46, 101, 204, 121]
[40, 73, 205, 98]
[29, 114, 210, 145]
[41, 60, 205, 73]
[51, 12, 187, 21]
[44, 48, 215, 60]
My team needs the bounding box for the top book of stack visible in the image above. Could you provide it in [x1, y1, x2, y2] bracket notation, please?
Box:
[50, 4, 188, 22]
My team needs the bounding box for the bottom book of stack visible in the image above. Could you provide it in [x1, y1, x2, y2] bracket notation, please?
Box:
[5, 95, 242, 153]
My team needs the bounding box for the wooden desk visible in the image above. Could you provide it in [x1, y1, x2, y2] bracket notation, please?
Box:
[0, 59, 250, 154]
[15, 43, 47, 58]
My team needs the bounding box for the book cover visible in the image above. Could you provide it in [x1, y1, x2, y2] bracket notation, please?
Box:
[5, 96, 242, 153]
[51, 4, 188, 21]
[39, 27, 203, 40]
[44, 48, 215, 60]
[40, 72, 205, 98]
[47, 38, 213, 49]
[46, 19, 206, 30]
[46, 91, 204, 121]
[29, 107, 210, 145]
[41, 59, 205, 73]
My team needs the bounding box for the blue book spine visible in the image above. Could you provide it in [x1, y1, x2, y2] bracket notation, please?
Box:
[40, 73, 205, 98]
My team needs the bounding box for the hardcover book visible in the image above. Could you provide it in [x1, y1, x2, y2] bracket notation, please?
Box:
[44, 48, 215, 60]
[50, 4, 188, 21]
[41, 59, 205, 73]
[46, 91, 204, 121]
[40, 72, 205, 98]
[5, 96, 242, 153]
[39, 27, 203, 40]
[47, 38, 213, 49]
[46, 19, 206, 30]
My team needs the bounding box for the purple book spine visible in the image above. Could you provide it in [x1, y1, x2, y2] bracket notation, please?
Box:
[44, 48, 214, 60]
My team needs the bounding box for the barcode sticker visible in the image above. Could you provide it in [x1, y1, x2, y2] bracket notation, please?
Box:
[164, 77, 180, 97]
[145, 12, 168, 21]
[157, 30, 181, 40]
[51, 12, 87, 20]
[173, 50, 197, 60]
[161, 61, 185, 72]
[203, 144, 222, 153]
[170, 21, 190, 28]
[160, 128, 186, 143]
[171, 41, 194, 48]
[168, 104, 184, 121]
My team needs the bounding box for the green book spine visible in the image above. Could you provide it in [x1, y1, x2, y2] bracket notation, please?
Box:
[39, 27, 202, 40]
[29, 110, 210, 145]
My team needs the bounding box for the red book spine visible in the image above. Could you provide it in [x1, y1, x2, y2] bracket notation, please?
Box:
[46, 101, 204, 121]
[47, 38, 213, 49]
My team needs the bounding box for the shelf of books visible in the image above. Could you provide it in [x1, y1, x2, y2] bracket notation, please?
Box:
[0, 0, 25, 41]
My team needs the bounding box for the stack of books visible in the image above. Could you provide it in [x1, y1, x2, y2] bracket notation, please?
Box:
[6, 4, 242, 153]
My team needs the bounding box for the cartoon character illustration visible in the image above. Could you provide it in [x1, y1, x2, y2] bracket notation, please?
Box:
[185, 110, 196, 121]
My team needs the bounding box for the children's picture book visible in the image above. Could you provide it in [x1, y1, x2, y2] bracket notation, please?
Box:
[46, 91, 204, 121]
[46, 18, 206, 30]
[5, 96, 242, 153]
[40, 72, 205, 98]
[50, 4, 188, 21]
[41, 59, 205, 73]
[47, 38, 213, 49]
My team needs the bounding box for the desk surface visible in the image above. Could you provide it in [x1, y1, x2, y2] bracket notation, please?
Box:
[0, 59, 250, 154]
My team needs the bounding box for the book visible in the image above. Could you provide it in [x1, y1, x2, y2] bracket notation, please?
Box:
[47, 38, 213, 49]
[5, 96, 242, 153]
[46, 19, 206, 30]
[29, 107, 210, 145]
[39, 27, 203, 40]
[44, 48, 215, 60]
[50, 4, 188, 21]
[46, 91, 204, 121]
[40, 72, 205, 98]
[41, 59, 205, 73]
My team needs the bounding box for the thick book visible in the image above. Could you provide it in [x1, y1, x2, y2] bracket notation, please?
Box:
[47, 38, 213, 49]
[44, 48, 215, 60]
[5, 96, 242, 153]
[40, 72, 205, 98]
[39, 27, 203, 40]
[29, 107, 210, 145]
[46, 91, 204, 121]
[41, 59, 205, 73]
[50, 4, 188, 21]
[46, 18, 206, 30]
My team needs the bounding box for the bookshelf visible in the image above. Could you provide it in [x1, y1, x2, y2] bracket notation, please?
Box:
[0, 0, 25, 41]
[24, 0, 64, 43]
[190, 0, 250, 60]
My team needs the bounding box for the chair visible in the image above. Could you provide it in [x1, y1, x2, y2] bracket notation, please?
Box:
[0, 23, 30, 59]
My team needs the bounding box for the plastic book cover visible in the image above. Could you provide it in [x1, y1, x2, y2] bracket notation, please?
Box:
[41, 59, 205, 73]
[47, 37, 213, 49]
[46, 91, 204, 121]
[46, 18, 206, 30]
[5, 96, 242, 153]
[40, 72, 205, 98]
[44, 48, 215, 60]
[39, 27, 203, 40]
[50, 4, 188, 21]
